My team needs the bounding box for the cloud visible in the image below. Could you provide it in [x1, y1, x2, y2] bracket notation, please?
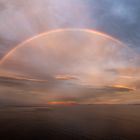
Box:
[0, 29, 137, 89]
[0, 0, 92, 58]
[55, 75, 78, 80]
[0, 29, 139, 105]
[48, 101, 78, 105]
[105, 85, 135, 92]
[0, 74, 137, 106]
[0, 0, 140, 59]
[0, 1, 139, 105]
[49, 84, 135, 104]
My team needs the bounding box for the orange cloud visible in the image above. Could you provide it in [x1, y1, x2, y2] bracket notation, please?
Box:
[55, 75, 78, 80]
[108, 85, 135, 91]
[48, 101, 78, 105]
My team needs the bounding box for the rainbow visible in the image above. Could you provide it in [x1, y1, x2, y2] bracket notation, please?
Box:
[0, 28, 127, 65]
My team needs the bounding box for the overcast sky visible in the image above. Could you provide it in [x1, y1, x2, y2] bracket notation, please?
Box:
[0, 0, 140, 56]
[0, 0, 140, 105]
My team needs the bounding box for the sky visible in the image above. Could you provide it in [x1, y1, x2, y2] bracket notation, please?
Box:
[0, 0, 140, 105]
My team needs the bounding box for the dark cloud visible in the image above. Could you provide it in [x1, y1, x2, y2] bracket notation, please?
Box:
[87, 0, 140, 49]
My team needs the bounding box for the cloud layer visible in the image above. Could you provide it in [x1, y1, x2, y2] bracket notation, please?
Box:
[0, 1, 140, 105]
[0, 29, 139, 105]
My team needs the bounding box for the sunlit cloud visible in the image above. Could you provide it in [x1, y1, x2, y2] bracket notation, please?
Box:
[55, 75, 78, 81]
[106, 85, 135, 92]
[48, 101, 78, 105]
